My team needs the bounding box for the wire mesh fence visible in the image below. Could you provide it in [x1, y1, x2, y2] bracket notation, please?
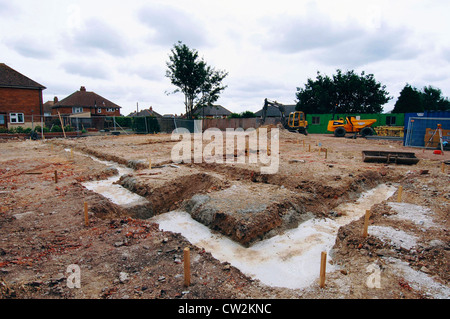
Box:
[0, 113, 283, 138]
[404, 117, 450, 148]
[0, 114, 203, 137]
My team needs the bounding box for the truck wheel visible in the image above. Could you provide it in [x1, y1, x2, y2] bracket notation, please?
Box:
[334, 127, 346, 137]
[360, 127, 374, 137]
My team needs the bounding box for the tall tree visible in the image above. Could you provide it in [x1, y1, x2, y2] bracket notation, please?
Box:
[421, 85, 450, 111]
[295, 69, 391, 114]
[393, 84, 450, 112]
[392, 84, 423, 113]
[166, 41, 228, 119]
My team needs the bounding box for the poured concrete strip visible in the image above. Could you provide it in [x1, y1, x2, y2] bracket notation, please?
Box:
[152, 184, 397, 289]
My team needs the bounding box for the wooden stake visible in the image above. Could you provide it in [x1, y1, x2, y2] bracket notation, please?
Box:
[57, 111, 66, 138]
[325, 148, 328, 159]
[149, 158, 152, 169]
[362, 210, 371, 238]
[397, 185, 403, 202]
[442, 162, 445, 173]
[184, 247, 191, 287]
[54, 170, 58, 183]
[308, 144, 311, 152]
[319, 251, 327, 288]
[84, 202, 89, 226]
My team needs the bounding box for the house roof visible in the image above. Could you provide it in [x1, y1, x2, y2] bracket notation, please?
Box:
[192, 105, 232, 117]
[255, 104, 297, 117]
[53, 86, 121, 109]
[43, 101, 54, 114]
[0, 63, 46, 90]
[128, 108, 162, 118]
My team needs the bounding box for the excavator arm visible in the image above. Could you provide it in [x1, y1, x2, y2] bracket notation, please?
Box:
[262, 98, 287, 128]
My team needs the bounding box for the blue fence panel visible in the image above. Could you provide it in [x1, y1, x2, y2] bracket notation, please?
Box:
[404, 117, 450, 147]
[403, 112, 450, 146]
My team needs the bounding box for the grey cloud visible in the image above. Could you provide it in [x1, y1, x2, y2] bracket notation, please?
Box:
[0, 0, 19, 17]
[137, 4, 209, 48]
[310, 24, 422, 66]
[263, 16, 363, 54]
[8, 37, 54, 60]
[61, 61, 110, 79]
[261, 9, 422, 67]
[68, 18, 129, 57]
[120, 63, 165, 82]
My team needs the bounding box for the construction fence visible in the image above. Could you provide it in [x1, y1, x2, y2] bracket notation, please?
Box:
[0, 114, 281, 137]
[404, 117, 450, 148]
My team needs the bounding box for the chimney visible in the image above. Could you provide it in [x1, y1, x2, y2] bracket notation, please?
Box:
[53, 96, 58, 103]
[80, 86, 86, 92]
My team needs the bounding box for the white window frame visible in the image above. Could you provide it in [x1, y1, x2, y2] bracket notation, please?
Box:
[10, 113, 24, 123]
[97, 108, 102, 113]
[107, 108, 114, 112]
[72, 107, 83, 114]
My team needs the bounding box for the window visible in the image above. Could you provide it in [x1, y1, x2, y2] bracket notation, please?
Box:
[97, 108, 102, 113]
[107, 108, 114, 112]
[386, 116, 396, 126]
[312, 116, 320, 125]
[10, 113, 24, 123]
[72, 107, 83, 114]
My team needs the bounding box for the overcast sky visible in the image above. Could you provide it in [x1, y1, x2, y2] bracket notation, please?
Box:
[1, 0, 449, 116]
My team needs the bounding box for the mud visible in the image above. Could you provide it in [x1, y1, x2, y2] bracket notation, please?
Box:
[1, 132, 449, 300]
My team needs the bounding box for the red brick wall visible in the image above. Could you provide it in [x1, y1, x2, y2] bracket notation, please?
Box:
[0, 87, 42, 116]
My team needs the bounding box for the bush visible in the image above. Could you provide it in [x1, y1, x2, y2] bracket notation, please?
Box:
[15, 126, 24, 133]
[114, 116, 133, 128]
[51, 125, 62, 132]
[34, 125, 50, 133]
[24, 128, 32, 134]
[241, 111, 256, 118]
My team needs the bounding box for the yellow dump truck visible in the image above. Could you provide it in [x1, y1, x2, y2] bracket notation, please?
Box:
[327, 116, 376, 137]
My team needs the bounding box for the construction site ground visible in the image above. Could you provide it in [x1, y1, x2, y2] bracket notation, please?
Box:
[0, 129, 449, 301]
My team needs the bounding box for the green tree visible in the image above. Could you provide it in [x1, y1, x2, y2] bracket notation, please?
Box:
[393, 84, 450, 112]
[295, 69, 391, 114]
[392, 84, 424, 113]
[166, 41, 228, 119]
[241, 111, 256, 118]
[421, 85, 450, 111]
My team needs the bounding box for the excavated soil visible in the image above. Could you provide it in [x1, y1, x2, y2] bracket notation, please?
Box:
[1, 131, 449, 302]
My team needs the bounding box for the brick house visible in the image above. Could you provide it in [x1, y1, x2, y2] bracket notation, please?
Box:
[0, 63, 46, 130]
[52, 86, 121, 117]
